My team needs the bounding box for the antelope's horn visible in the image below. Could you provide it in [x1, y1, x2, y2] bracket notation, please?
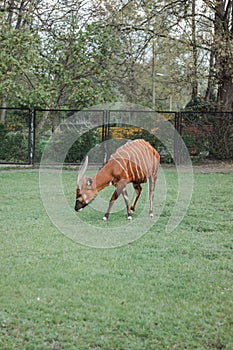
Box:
[77, 156, 88, 187]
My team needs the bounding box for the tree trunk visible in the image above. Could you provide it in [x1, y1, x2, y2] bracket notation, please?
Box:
[0, 97, 7, 123]
[206, 0, 233, 159]
[214, 0, 233, 112]
[205, 47, 215, 102]
[217, 76, 233, 111]
[37, 109, 51, 130]
[191, 0, 198, 100]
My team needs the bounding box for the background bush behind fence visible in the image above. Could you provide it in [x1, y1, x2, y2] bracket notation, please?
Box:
[0, 108, 232, 165]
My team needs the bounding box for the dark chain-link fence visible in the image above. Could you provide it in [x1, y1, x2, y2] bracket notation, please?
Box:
[0, 107, 232, 164]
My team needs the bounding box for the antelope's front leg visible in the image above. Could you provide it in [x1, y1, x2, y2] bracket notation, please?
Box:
[103, 180, 127, 221]
[122, 188, 132, 220]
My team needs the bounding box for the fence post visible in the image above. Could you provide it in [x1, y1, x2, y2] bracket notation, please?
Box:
[28, 108, 35, 165]
[102, 110, 110, 164]
[174, 111, 182, 164]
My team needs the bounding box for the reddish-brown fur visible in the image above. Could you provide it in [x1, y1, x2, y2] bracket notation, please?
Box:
[75, 139, 160, 220]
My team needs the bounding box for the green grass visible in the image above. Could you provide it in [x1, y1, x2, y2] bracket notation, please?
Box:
[0, 169, 233, 349]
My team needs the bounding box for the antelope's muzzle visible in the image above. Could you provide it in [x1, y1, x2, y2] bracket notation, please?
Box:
[75, 199, 88, 212]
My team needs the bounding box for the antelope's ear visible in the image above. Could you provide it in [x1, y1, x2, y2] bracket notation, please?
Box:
[77, 156, 88, 187]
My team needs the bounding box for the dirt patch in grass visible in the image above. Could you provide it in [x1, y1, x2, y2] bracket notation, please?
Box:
[162, 160, 233, 173]
[0, 160, 233, 173]
[192, 160, 233, 173]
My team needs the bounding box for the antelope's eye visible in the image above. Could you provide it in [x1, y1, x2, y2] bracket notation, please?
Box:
[87, 178, 92, 187]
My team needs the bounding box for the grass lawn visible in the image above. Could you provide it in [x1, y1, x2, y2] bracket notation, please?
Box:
[0, 168, 232, 349]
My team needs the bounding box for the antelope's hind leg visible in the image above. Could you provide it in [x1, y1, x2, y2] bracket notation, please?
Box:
[122, 188, 132, 220]
[149, 175, 157, 218]
[130, 183, 142, 213]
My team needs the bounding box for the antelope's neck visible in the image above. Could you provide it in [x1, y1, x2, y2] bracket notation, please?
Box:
[94, 164, 113, 192]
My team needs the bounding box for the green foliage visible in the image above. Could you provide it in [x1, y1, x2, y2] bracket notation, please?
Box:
[0, 0, 233, 112]
[0, 111, 30, 162]
[40, 128, 101, 164]
[34, 132, 51, 163]
[0, 13, 119, 110]
[0, 15, 41, 106]
[184, 96, 215, 114]
[181, 130, 207, 157]
[65, 129, 101, 163]
[181, 111, 233, 160]
[0, 123, 7, 138]
[0, 128, 28, 162]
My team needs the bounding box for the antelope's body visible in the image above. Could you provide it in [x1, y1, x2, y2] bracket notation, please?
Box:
[75, 139, 160, 220]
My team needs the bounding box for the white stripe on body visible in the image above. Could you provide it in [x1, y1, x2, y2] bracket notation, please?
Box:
[110, 140, 156, 182]
[121, 147, 136, 180]
[130, 145, 145, 180]
[130, 147, 140, 179]
[114, 142, 141, 181]
[135, 140, 153, 175]
[138, 140, 156, 175]
[110, 155, 129, 178]
[130, 141, 149, 179]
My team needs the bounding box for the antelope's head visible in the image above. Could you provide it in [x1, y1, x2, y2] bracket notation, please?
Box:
[75, 156, 98, 212]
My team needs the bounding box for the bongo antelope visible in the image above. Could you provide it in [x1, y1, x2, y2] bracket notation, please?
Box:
[75, 139, 160, 220]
